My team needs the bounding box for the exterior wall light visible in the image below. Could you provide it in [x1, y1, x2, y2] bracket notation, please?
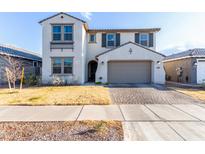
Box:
[157, 61, 160, 64]
[193, 61, 197, 66]
[99, 77, 103, 80]
[101, 61, 104, 65]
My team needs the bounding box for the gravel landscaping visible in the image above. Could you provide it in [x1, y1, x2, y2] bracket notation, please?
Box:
[0, 121, 123, 141]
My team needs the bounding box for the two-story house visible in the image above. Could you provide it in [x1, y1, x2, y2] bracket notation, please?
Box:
[39, 12, 165, 84]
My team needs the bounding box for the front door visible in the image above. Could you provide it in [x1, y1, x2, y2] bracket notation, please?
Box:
[88, 61, 98, 82]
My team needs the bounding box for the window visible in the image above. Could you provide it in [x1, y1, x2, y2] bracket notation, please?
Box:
[52, 25, 61, 41]
[64, 58, 73, 74]
[64, 25, 73, 41]
[106, 33, 115, 47]
[52, 57, 73, 74]
[89, 34, 96, 43]
[52, 58, 62, 74]
[52, 25, 73, 41]
[33, 61, 38, 67]
[140, 33, 149, 46]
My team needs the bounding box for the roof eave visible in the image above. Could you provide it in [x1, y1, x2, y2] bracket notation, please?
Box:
[88, 28, 161, 33]
[163, 55, 205, 62]
[96, 41, 165, 58]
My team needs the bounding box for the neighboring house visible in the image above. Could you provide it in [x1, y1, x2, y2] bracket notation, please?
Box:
[163, 48, 205, 84]
[0, 44, 42, 85]
[40, 12, 165, 84]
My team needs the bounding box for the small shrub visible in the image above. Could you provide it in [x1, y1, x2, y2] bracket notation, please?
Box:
[27, 74, 39, 86]
[52, 75, 64, 86]
[104, 82, 109, 85]
[201, 79, 205, 88]
[95, 82, 102, 85]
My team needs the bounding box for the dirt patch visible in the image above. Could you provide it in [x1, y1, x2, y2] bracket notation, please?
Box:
[0, 121, 123, 141]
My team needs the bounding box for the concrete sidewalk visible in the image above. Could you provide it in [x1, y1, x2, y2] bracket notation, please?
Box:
[1, 104, 205, 140]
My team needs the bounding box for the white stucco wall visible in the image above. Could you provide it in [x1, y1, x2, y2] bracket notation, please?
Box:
[96, 42, 165, 84]
[86, 32, 157, 82]
[41, 14, 86, 84]
[41, 13, 160, 84]
[87, 32, 156, 61]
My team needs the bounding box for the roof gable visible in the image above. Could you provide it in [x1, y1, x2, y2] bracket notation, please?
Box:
[96, 41, 165, 58]
[39, 12, 86, 24]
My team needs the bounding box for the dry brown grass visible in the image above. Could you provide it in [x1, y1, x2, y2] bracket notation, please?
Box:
[0, 86, 111, 105]
[174, 88, 205, 101]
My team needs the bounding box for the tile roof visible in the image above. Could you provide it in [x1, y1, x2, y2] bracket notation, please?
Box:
[164, 48, 205, 61]
[0, 44, 42, 61]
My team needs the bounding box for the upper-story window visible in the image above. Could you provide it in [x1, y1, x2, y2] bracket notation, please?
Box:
[52, 25, 73, 41]
[89, 34, 96, 43]
[106, 33, 116, 47]
[140, 33, 149, 46]
[52, 25, 61, 41]
[64, 25, 73, 41]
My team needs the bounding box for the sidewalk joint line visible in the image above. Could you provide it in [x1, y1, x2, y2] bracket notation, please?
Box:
[166, 122, 186, 141]
[118, 105, 126, 121]
[144, 104, 164, 120]
[76, 105, 84, 121]
[170, 104, 201, 122]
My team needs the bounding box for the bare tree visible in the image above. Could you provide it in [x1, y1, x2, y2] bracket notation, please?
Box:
[2, 55, 23, 90]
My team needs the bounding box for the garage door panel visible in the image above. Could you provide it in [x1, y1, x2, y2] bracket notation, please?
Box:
[108, 61, 151, 83]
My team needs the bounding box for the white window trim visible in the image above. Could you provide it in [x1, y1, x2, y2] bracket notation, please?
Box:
[52, 25, 62, 41]
[139, 33, 149, 46]
[106, 33, 116, 48]
[51, 57, 73, 75]
[52, 24, 73, 42]
[64, 25, 73, 41]
[89, 33, 96, 43]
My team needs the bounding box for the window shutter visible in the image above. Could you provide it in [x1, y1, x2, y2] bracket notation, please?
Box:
[149, 33, 154, 47]
[135, 33, 140, 44]
[116, 33, 120, 47]
[102, 33, 106, 47]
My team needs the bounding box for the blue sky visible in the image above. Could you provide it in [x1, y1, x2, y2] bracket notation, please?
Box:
[0, 12, 205, 55]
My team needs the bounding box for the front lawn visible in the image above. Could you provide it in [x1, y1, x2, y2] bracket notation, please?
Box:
[174, 87, 205, 102]
[0, 86, 111, 105]
[0, 121, 123, 141]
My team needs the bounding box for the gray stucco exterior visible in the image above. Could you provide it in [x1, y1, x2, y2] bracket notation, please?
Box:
[0, 55, 42, 86]
[164, 57, 205, 84]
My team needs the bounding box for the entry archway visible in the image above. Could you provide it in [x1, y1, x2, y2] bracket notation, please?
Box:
[88, 60, 98, 82]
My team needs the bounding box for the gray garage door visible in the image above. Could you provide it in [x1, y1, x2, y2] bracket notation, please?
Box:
[108, 61, 151, 83]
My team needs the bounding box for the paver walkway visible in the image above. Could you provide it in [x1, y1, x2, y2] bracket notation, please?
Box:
[1, 104, 205, 140]
[109, 85, 203, 104]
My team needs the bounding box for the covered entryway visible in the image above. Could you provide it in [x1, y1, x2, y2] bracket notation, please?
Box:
[108, 61, 151, 84]
[88, 60, 98, 82]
